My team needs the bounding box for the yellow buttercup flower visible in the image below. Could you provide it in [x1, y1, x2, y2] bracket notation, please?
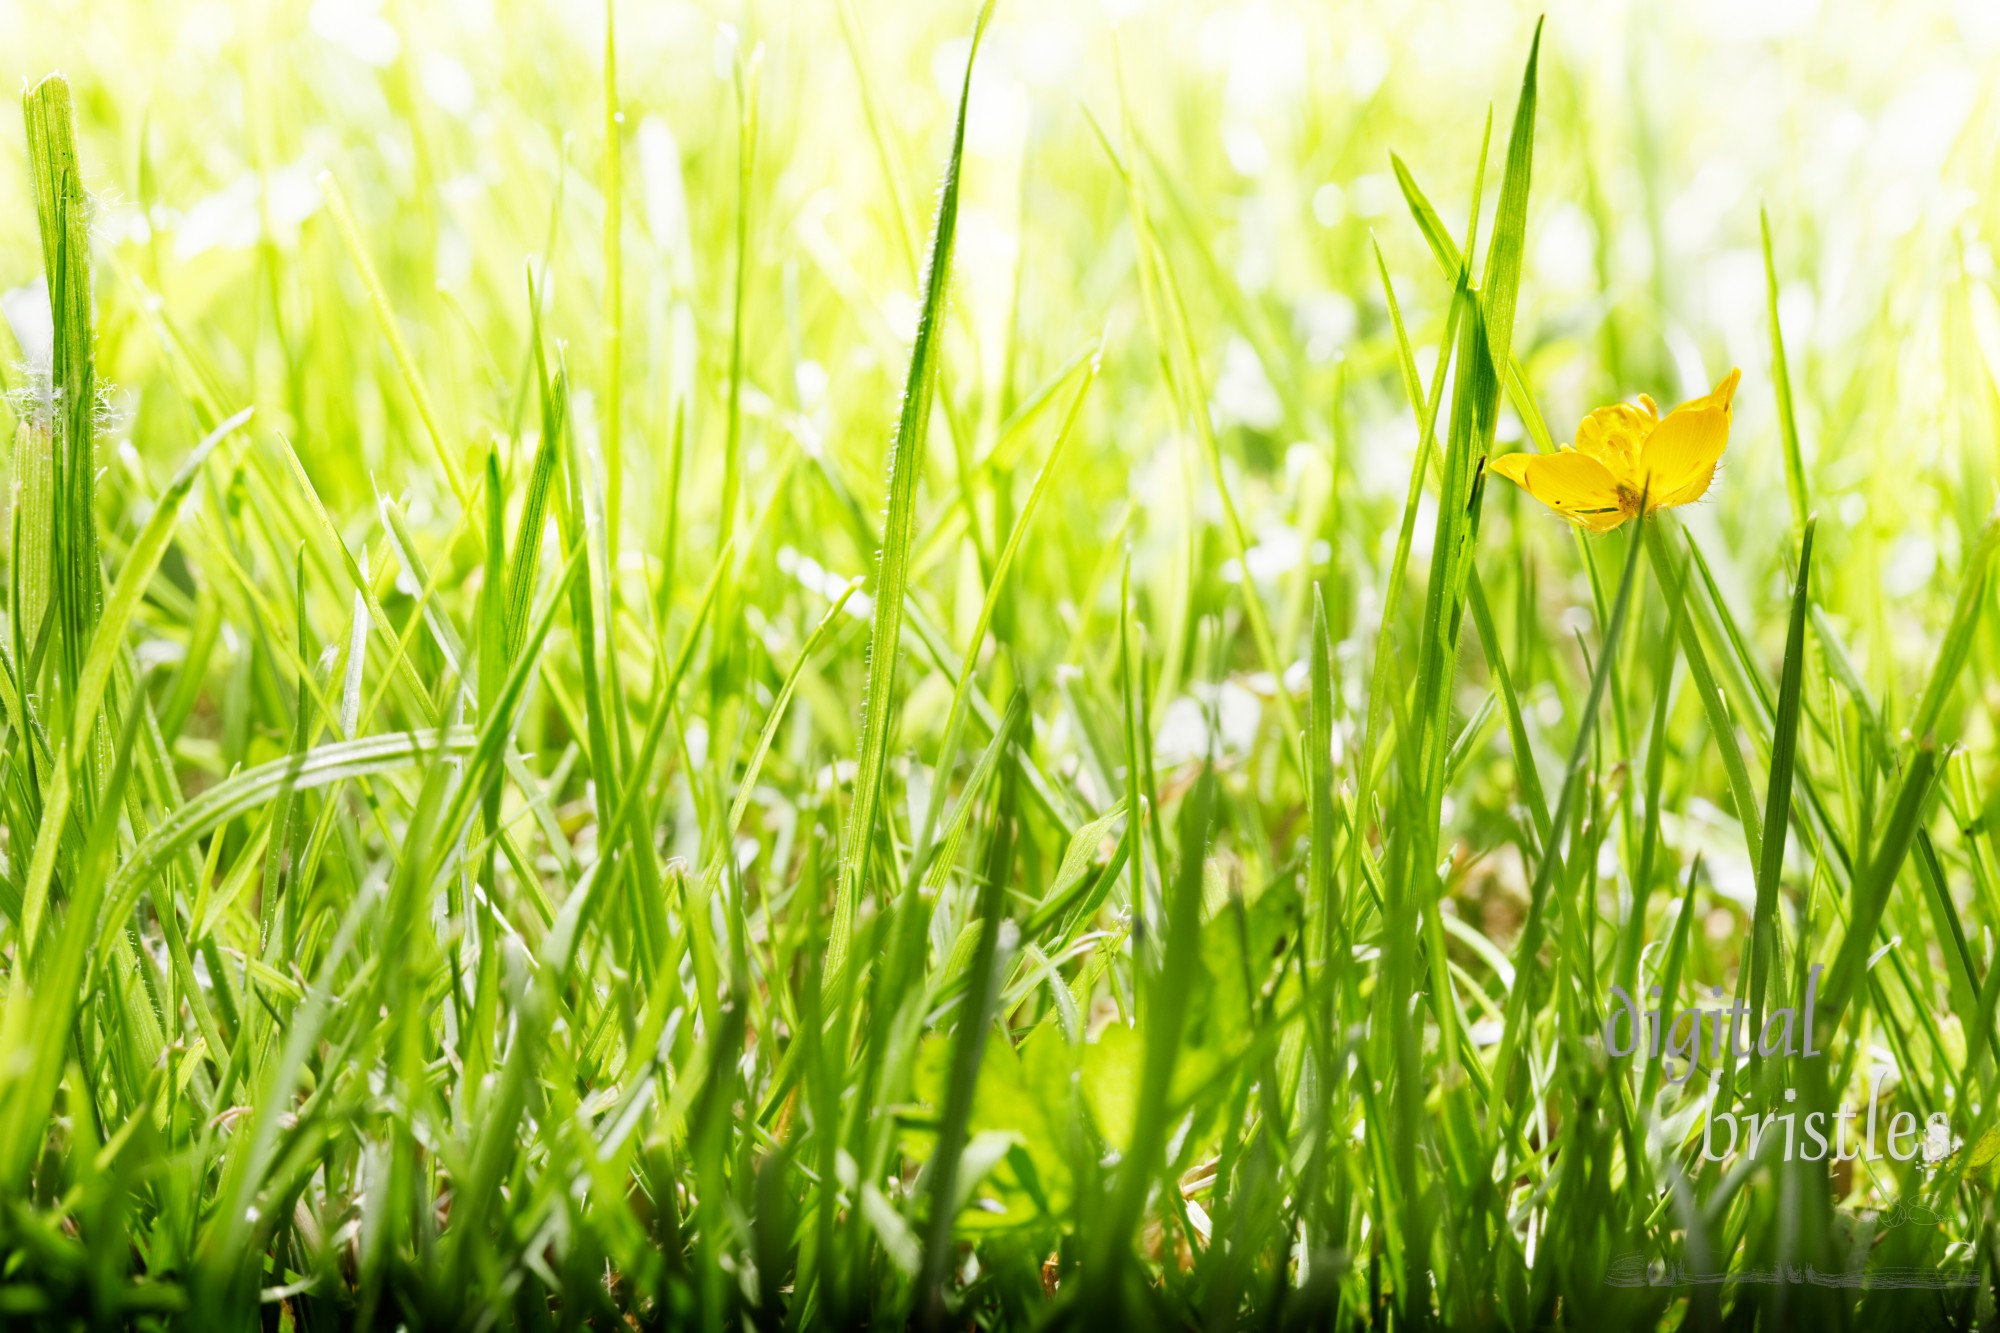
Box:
[1489, 369, 1742, 531]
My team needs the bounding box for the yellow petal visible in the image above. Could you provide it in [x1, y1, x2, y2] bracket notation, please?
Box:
[1488, 451, 1534, 485]
[1509, 450, 1630, 531]
[1704, 367, 1743, 411]
[1656, 461, 1718, 509]
[1573, 403, 1651, 483]
[1640, 369, 1739, 505]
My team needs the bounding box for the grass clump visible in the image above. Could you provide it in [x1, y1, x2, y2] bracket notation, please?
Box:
[0, 2, 1998, 1328]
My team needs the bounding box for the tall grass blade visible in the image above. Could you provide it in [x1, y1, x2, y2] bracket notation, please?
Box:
[825, 1, 995, 998]
[1746, 517, 1814, 1071]
[1761, 208, 1811, 531]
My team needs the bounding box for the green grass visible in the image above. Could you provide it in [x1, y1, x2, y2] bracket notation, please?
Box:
[0, 1, 1998, 1328]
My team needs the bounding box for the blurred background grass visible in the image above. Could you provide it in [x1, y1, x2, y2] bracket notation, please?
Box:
[0, 0, 1994, 743]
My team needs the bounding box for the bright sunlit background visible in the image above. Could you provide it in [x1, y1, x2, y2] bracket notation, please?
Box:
[2, 0, 1995, 661]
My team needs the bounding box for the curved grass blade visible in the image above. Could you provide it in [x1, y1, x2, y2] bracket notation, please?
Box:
[96, 727, 476, 961]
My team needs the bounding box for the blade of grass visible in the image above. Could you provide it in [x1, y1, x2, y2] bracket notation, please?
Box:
[1761, 207, 1810, 532]
[319, 173, 471, 510]
[824, 0, 994, 1000]
[602, 0, 624, 563]
[916, 696, 1023, 1332]
[909, 343, 1100, 885]
[1746, 517, 1815, 1079]
[1490, 499, 1648, 1125]
[16, 408, 250, 951]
